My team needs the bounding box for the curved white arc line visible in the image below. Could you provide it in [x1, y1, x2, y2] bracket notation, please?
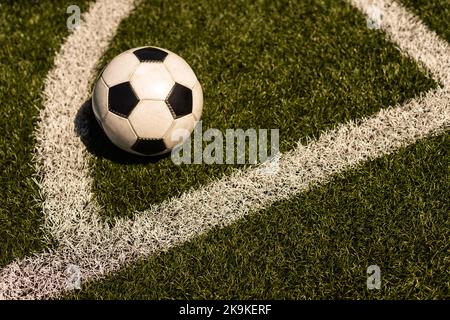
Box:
[36, 0, 139, 245]
[0, 0, 137, 299]
[0, 0, 449, 299]
[1, 87, 449, 300]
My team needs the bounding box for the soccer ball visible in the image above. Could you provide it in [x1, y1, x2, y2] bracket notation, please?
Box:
[92, 46, 203, 156]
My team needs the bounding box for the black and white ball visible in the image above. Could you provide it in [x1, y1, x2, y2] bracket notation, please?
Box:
[92, 46, 203, 156]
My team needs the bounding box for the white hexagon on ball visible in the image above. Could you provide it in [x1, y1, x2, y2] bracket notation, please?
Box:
[92, 77, 109, 121]
[128, 100, 174, 139]
[163, 52, 198, 89]
[130, 63, 174, 101]
[163, 114, 197, 150]
[101, 51, 140, 87]
[102, 112, 138, 154]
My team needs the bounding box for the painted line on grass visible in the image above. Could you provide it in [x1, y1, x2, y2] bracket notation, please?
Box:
[0, 0, 449, 299]
[351, 0, 450, 87]
[0, 0, 138, 299]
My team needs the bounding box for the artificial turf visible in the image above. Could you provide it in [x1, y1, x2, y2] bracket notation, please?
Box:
[0, 0, 91, 267]
[68, 0, 449, 299]
[71, 133, 449, 299]
[87, 0, 436, 220]
[0, 0, 448, 300]
[401, 0, 450, 43]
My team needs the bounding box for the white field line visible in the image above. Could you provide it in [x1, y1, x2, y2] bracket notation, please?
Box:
[0, 0, 449, 300]
[352, 0, 450, 87]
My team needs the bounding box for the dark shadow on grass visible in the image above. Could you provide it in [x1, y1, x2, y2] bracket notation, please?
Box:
[74, 99, 170, 164]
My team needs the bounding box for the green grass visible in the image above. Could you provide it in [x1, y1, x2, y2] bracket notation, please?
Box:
[401, 0, 450, 43]
[0, 0, 448, 300]
[71, 133, 450, 299]
[88, 0, 435, 220]
[0, 0, 90, 267]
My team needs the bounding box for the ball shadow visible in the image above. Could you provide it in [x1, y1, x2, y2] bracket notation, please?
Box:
[74, 99, 170, 164]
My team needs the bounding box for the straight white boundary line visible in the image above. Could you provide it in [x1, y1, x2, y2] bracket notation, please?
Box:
[0, 0, 449, 299]
[353, 0, 450, 86]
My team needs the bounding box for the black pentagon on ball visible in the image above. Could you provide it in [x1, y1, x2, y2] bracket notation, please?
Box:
[166, 83, 193, 119]
[131, 138, 167, 156]
[108, 82, 139, 118]
[133, 47, 168, 62]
